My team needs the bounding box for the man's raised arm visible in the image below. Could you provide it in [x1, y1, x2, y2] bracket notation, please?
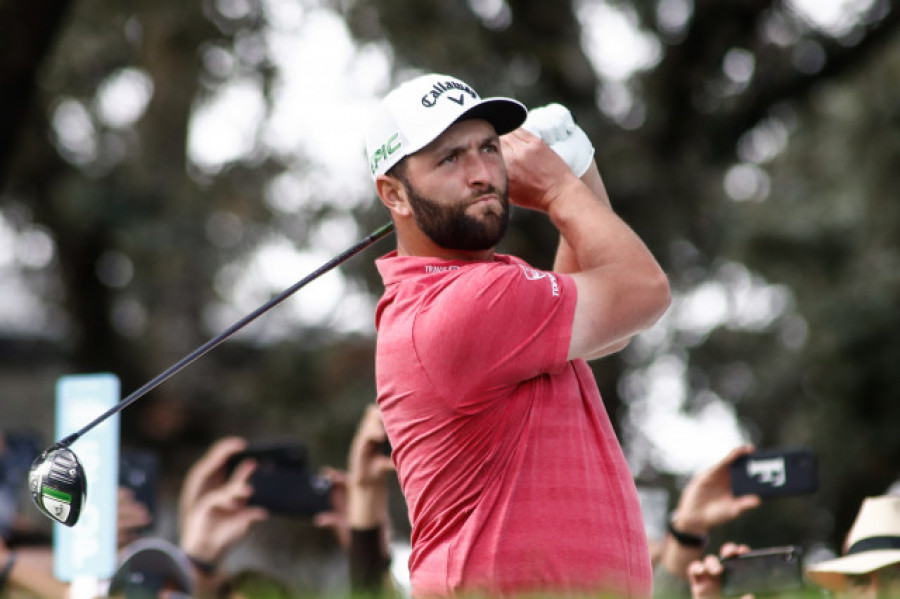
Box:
[502, 126, 670, 362]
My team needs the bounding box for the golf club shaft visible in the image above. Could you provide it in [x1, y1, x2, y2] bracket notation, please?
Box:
[55, 221, 395, 449]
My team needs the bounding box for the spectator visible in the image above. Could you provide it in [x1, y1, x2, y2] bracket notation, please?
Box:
[0, 535, 68, 599]
[112, 435, 324, 598]
[806, 495, 900, 598]
[685, 542, 751, 599]
[654, 445, 761, 597]
[682, 495, 900, 599]
[345, 404, 398, 595]
[117, 486, 152, 550]
[176, 437, 270, 596]
[113, 420, 403, 599]
[0, 431, 66, 599]
[315, 403, 403, 596]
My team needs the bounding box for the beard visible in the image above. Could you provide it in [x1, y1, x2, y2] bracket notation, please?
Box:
[399, 175, 510, 252]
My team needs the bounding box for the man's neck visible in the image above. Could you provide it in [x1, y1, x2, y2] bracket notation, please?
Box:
[396, 236, 495, 262]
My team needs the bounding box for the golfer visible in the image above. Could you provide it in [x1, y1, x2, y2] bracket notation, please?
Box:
[366, 73, 671, 598]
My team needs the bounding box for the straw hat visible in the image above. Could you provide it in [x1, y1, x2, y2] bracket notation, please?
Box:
[806, 495, 900, 591]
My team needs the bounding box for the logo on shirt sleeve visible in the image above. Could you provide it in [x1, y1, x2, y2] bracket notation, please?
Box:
[519, 265, 560, 297]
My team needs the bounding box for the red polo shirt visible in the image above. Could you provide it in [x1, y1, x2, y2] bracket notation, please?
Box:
[375, 251, 651, 598]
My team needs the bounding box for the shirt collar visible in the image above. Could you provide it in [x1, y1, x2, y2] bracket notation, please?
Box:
[375, 251, 513, 286]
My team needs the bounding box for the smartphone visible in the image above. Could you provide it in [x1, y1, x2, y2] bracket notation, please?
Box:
[721, 546, 804, 597]
[730, 447, 818, 497]
[119, 449, 159, 530]
[225, 441, 309, 473]
[245, 468, 333, 516]
[226, 441, 331, 517]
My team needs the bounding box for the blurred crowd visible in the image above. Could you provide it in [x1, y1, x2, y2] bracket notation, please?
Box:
[650, 446, 900, 599]
[0, 404, 403, 598]
[1, 412, 899, 599]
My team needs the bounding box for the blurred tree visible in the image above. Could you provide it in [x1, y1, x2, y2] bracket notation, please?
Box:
[4, 0, 259, 450]
[0, 0, 380, 474]
[0, 0, 74, 185]
[1, 0, 899, 560]
[717, 31, 900, 548]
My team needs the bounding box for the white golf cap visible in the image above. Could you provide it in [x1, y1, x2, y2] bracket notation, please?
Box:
[366, 73, 527, 179]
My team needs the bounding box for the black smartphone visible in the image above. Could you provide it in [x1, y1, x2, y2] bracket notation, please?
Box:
[730, 447, 818, 497]
[245, 468, 333, 516]
[226, 441, 331, 517]
[224, 441, 309, 473]
[119, 449, 159, 529]
[721, 546, 804, 597]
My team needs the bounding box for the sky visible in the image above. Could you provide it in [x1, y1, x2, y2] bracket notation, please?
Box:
[0, 0, 872, 476]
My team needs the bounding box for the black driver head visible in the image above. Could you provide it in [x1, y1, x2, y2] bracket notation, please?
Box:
[28, 446, 86, 527]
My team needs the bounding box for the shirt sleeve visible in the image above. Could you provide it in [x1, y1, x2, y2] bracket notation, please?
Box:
[412, 261, 576, 407]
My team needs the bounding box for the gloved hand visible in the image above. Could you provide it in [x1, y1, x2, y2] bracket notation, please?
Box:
[522, 103, 595, 177]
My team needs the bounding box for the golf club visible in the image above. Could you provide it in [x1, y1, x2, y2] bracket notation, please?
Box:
[29, 221, 395, 527]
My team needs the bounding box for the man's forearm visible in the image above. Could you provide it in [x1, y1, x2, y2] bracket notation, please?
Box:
[547, 174, 661, 286]
[348, 480, 389, 530]
[547, 162, 670, 358]
[553, 161, 610, 274]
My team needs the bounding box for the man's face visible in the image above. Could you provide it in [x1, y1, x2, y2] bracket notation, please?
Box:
[398, 119, 510, 252]
[846, 563, 900, 599]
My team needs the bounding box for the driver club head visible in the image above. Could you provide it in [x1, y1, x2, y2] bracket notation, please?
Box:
[29, 445, 86, 527]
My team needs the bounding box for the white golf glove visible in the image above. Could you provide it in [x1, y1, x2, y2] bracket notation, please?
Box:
[522, 103, 595, 177]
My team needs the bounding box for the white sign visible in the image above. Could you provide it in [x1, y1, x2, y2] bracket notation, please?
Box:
[53, 373, 120, 582]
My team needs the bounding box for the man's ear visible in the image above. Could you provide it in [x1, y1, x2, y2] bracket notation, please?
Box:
[375, 176, 412, 218]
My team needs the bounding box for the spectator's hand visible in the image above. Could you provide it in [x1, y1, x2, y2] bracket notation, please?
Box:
[688, 553, 725, 599]
[179, 457, 268, 566]
[313, 401, 397, 549]
[0, 535, 9, 570]
[314, 466, 351, 550]
[687, 543, 753, 599]
[660, 445, 761, 581]
[347, 404, 395, 530]
[177, 436, 247, 531]
[117, 486, 152, 549]
[674, 444, 761, 535]
[349, 405, 395, 488]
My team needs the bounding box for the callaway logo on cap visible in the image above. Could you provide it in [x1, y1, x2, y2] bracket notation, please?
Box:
[365, 73, 527, 179]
